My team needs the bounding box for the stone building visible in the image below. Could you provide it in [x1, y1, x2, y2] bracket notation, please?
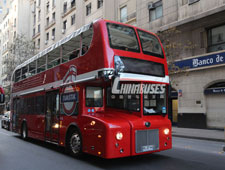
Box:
[0, 0, 31, 87]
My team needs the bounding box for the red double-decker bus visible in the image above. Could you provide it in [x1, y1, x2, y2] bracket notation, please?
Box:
[10, 19, 171, 159]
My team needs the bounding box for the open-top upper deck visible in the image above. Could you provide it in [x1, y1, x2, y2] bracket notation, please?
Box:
[12, 19, 169, 94]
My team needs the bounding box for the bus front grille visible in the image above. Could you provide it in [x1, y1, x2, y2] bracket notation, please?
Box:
[135, 129, 159, 153]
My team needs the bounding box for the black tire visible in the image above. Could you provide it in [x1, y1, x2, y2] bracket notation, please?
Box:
[21, 123, 28, 140]
[66, 129, 82, 157]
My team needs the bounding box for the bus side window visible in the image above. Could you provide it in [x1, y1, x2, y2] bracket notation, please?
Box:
[86, 87, 103, 107]
[48, 47, 61, 69]
[15, 69, 21, 82]
[37, 55, 46, 73]
[36, 96, 44, 115]
[81, 26, 93, 56]
[22, 66, 28, 79]
[62, 35, 81, 62]
[29, 61, 36, 76]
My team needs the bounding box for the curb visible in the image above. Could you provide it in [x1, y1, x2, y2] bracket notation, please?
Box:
[172, 134, 225, 142]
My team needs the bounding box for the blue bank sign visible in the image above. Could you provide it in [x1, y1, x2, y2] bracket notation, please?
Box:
[174, 51, 225, 69]
[204, 88, 225, 95]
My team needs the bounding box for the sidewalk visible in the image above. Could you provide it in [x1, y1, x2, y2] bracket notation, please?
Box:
[172, 126, 225, 142]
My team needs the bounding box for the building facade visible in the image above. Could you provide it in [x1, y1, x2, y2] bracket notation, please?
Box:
[0, 0, 11, 85]
[0, 0, 31, 88]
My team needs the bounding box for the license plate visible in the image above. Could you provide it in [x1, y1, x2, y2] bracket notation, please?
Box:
[142, 145, 154, 152]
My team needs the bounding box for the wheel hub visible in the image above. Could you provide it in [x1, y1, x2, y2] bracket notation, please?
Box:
[70, 133, 81, 154]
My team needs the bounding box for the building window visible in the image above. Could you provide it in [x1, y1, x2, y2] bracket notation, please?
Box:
[63, 2, 67, 13]
[149, 1, 163, 22]
[38, 10, 41, 21]
[86, 3, 91, 16]
[52, 28, 55, 39]
[71, 0, 75, 8]
[38, 38, 40, 48]
[38, 0, 41, 6]
[33, 28, 35, 36]
[46, 2, 49, 14]
[38, 24, 40, 33]
[52, 12, 55, 21]
[63, 20, 67, 30]
[14, 31, 16, 39]
[97, 0, 103, 9]
[120, 6, 127, 23]
[52, 0, 56, 8]
[14, 18, 16, 27]
[34, 1, 36, 12]
[71, 14, 75, 25]
[46, 32, 49, 41]
[33, 14, 36, 25]
[208, 24, 225, 52]
[46, 17, 49, 26]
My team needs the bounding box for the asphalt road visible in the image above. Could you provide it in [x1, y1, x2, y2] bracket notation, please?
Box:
[0, 121, 225, 170]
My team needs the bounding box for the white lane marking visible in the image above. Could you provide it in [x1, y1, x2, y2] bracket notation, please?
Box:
[0, 131, 11, 136]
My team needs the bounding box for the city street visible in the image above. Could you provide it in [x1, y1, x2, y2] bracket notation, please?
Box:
[1, 1, 225, 170]
[0, 121, 225, 170]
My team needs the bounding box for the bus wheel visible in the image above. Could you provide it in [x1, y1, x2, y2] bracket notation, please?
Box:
[66, 129, 82, 157]
[21, 123, 28, 140]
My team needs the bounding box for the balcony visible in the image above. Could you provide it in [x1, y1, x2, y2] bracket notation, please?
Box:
[62, 5, 76, 18]
[32, 31, 40, 39]
[45, 20, 56, 30]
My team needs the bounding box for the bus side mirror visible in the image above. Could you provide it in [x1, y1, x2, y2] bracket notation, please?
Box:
[0, 94, 5, 103]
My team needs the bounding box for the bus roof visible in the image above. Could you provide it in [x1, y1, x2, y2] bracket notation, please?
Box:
[14, 22, 93, 72]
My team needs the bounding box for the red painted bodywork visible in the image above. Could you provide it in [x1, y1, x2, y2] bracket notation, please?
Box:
[11, 19, 171, 159]
[0, 86, 4, 94]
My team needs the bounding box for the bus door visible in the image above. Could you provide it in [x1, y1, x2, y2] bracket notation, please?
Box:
[45, 91, 60, 143]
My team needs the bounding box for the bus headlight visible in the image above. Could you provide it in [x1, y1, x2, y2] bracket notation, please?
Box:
[164, 128, 170, 135]
[116, 132, 123, 140]
[53, 123, 59, 128]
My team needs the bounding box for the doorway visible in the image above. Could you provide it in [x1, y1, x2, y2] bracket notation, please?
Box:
[169, 87, 178, 125]
[45, 90, 60, 143]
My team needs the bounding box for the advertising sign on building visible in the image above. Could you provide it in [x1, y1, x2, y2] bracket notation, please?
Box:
[174, 51, 225, 70]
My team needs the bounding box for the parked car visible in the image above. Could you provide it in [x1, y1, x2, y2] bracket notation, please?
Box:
[1, 111, 10, 130]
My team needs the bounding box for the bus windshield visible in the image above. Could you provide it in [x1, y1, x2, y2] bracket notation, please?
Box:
[107, 88, 140, 112]
[137, 30, 163, 58]
[143, 92, 166, 115]
[107, 23, 140, 52]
